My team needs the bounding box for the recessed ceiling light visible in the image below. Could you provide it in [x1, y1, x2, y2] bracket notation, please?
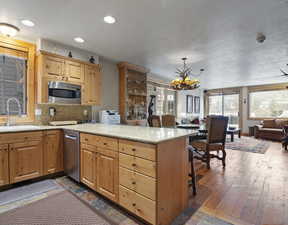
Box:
[104, 16, 116, 24]
[0, 23, 20, 37]
[74, 37, 85, 43]
[21, 20, 35, 27]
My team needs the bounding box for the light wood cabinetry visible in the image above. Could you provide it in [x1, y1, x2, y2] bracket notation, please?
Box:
[83, 65, 101, 105]
[37, 51, 102, 105]
[0, 144, 9, 186]
[97, 149, 119, 202]
[81, 144, 97, 189]
[80, 134, 119, 202]
[43, 130, 63, 175]
[118, 62, 150, 125]
[9, 139, 43, 184]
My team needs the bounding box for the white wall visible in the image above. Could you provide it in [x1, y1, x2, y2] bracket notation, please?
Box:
[176, 88, 204, 122]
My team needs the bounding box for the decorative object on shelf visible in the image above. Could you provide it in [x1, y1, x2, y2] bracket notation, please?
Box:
[68, 51, 73, 58]
[194, 96, 200, 114]
[186, 95, 193, 113]
[89, 56, 95, 64]
[170, 57, 204, 90]
[0, 23, 20, 37]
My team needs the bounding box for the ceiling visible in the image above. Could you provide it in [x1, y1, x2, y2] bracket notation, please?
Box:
[2, 0, 288, 89]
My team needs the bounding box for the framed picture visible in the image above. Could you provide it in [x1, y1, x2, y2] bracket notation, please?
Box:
[186, 95, 193, 113]
[194, 96, 200, 114]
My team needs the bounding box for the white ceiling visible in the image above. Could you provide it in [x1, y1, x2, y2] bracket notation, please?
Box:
[2, 0, 288, 89]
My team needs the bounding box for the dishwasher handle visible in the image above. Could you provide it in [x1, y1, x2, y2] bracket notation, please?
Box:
[64, 134, 78, 140]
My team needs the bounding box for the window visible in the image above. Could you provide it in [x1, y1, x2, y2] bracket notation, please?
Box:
[0, 52, 27, 115]
[249, 89, 288, 118]
[0, 37, 36, 124]
[208, 94, 239, 126]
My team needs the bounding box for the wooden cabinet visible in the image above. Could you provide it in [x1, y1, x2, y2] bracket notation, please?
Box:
[9, 139, 43, 184]
[81, 145, 97, 189]
[118, 62, 150, 124]
[43, 55, 65, 79]
[83, 65, 101, 105]
[43, 130, 63, 175]
[0, 144, 9, 186]
[37, 51, 102, 105]
[97, 149, 119, 202]
[65, 60, 84, 83]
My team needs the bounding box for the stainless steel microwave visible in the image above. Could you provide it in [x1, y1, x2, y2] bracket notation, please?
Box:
[48, 81, 81, 104]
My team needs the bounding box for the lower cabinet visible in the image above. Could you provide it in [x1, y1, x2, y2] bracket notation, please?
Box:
[0, 144, 9, 186]
[80, 145, 97, 189]
[97, 149, 119, 202]
[9, 140, 43, 184]
[43, 130, 63, 175]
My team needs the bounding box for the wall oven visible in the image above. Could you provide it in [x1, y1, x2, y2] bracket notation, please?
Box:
[48, 81, 81, 104]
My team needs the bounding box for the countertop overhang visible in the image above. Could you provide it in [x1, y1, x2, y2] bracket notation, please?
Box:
[0, 123, 197, 144]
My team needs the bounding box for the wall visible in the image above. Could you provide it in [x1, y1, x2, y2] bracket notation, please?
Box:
[176, 88, 204, 122]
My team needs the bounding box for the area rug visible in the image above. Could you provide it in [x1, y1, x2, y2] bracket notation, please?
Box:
[0, 179, 64, 214]
[0, 190, 113, 225]
[225, 136, 270, 154]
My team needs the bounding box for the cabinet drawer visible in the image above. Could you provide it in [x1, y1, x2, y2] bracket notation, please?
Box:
[119, 153, 156, 178]
[80, 133, 99, 146]
[97, 136, 118, 151]
[119, 167, 156, 200]
[119, 185, 156, 225]
[0, 131, 43, 144]
[119, 140, 156, 161]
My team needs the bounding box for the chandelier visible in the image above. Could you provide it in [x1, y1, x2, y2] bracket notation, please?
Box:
[170, 57, 204, 90]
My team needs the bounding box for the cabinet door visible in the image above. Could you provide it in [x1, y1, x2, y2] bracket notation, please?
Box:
[97, 149, 118, 202]
[43, 56, 65, 78]
[83, 65, 101, 105]
[9, 140, 43, 184]
[80, 146, 96, 189]
[44, 130, 63, 175]
[0, 144, 9, 186]
[66, 60, 84, 83]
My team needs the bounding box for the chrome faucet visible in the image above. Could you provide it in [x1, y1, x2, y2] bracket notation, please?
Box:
[6, 97, 22, 126]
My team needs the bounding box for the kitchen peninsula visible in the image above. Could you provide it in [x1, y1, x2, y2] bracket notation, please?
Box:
[0, 123, 196, 225]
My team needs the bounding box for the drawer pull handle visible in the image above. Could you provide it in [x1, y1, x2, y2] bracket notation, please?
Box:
[132, 181, 136, 185]
[103, 143, 107, 146]
[132, 148, 136, 151]
[132, 163, 136, 167]
[132, 203, 136, 207]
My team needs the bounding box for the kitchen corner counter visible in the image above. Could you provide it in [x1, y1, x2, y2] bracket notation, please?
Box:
[0, 123, 197, 144]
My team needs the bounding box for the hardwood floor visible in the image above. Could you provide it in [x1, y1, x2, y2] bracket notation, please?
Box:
[190, 141, 288, 225]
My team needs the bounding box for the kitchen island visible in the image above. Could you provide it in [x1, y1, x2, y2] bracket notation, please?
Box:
[0, 123, 196, 225]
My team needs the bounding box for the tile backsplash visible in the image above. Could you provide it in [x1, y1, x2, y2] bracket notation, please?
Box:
[35, 104, 92, 125]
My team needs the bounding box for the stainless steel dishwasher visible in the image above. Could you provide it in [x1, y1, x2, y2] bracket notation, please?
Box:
[63, 130, 80, 182]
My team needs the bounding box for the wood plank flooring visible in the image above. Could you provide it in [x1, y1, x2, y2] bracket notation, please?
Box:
[190, 141, 288, 225]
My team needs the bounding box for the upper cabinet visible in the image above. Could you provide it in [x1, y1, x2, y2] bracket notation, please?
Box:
[36, 51, 101, 105]
[83, 64, 101, 105]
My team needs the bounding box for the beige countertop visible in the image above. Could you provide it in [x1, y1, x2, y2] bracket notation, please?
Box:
[0, 123, 197, 144]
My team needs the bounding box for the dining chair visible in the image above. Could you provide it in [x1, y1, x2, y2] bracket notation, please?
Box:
[191, 115, 229, 169]
[150, 115, 162, 127]
[161, 114, 176, 128]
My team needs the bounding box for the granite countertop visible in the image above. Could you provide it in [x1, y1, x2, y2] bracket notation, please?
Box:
[0, 123, 197, 144]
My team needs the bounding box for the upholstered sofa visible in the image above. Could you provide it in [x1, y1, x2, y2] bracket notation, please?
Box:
[255, 119, 288, 141]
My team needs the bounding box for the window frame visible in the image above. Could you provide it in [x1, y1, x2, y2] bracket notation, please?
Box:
[0, 36, 36, 125]
[248, 85, 288, 120]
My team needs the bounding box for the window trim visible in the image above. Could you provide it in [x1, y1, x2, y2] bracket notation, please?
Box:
[0, 36, 36, 125]
[248, 86, 288, 120]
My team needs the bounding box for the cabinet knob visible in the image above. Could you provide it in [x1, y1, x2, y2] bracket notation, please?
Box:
[132, 203, 136, 207]
[132, 163, 136, 167]
[132, 148, 136, 152]
[132, 181, 136, 185]
[103, 143, 107, 146]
